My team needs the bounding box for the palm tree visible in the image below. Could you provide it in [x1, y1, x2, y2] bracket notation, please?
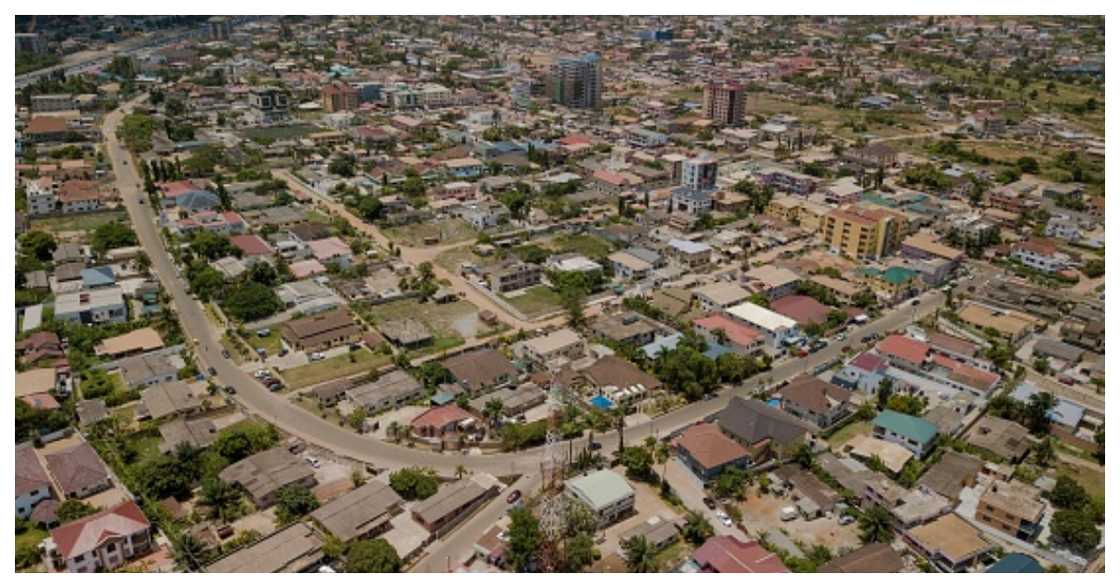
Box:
[455, 464, 470, 480]
[793, 443, 815, 470]
[174, 533, 208, 571]
[857, 505, 895, 544]
[483, 398, 505, 426]
[621, 536, 657, 573]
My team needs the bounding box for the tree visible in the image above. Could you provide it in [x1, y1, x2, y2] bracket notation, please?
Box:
[329, 154, 357, 177]
[200, 476, 243, 522]
[620, 446, 654, 481]
[344, 539, 401, 572]
[1049, 509, 1101, 553]
[713, 466, 749, 500]
[388, 467, 440, 500]
[1048, 475, 1090, 510]
[274, 484, 319, 523]
[621, 535, 657, 572]
[682, 509, 714, 545]
[793, 443, 815, 470]
[483, 398, 505, 425]
[507, 506, 543, 572]
[20, 231, 57, 261]
[857, 505, 894, 544]
[223, 281, 283, 322]
[211, 421, 279, 462]
[117, 112, 157, 152]
[188, 231, 234, 261]
[174, 533, 208, 571]
[56, 499, 99, 523]
[561, 533, 597, 572]
[876, 378, 893, 410]
[1025, 392, 1055, 435]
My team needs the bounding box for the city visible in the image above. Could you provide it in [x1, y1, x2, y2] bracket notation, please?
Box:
[12, 14, 1107, 574]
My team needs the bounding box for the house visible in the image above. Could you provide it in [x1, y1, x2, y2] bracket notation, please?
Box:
[987, 553, 1045, 573]
[54, 287, 127, 325]
[118, 354, 178, 389]
[686, 536, 788, 573]
[378, 318, 434, 348]
[204, 523, 324, 573]
[608, 250, 654, 281]
[904, 514, 991, 572]
[692, 282, 751, 312]
[94, 327, 164, 359]
[917, 451, 983, 501]
[957, 302, 1039, 344]
[618, 516, 681, 555]
[817, 543, 905, 573]
[16, 443, 53, 518]
[779, 376, 852, 429]
[589, 312, 663, 347]
[41, 500, 153, 573]
[564, 355, 662, 400]
[714, 397, 810, 465]
[872, 410, 938, 458]
[692, 314, 765, 355]
[441, 348, 519, 394]
[724, 302, 800, 349]
[57, 180, 103, 214]
[564, 470, 636, 528]
[468, 382, 548, 418]
[346, 369, 426, 412]
[229, 234, 275, 262]
[307, 237, 353, 269]
[138, 380, 205, 420]
[666, 239, 712, 269]
[410, 404, 476, 438]
[742, 265, 801, 301]
[16, 367, 60, 399]
[158, 418, 218, 454]
[877, 334, 930, 371]
[44, 441, 112, 499]
[412, 474, 500, 534]
[280, 309, 363, 352]
[516, 328, 585, 368]
[965, 416, 1035, 462]
[672, 422, 751, 481]
[769, 295, 832, 329]
[481, 260, 541, 292]
[1011, 239, 1073, 273]
[16, 331, 65, 365]
[459, 202, 509, 230]
[309, 480, 403, 542]
[976, 480, 1045, 541]
[219, 446, 317, 508]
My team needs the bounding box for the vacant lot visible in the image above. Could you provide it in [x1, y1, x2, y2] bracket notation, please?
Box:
[357, 298, 506, 357]
[545, 233, 616, 259]
[503, 285, 565, 318]
[244, 329, 285, 355]
[434, 244, 485, 274]
[738, 491, 862, 553]
[384, 218, 478, 247]
[827, 419, 872, 451]
[279, 348, 392, 390]
[31, 209, 128, 236]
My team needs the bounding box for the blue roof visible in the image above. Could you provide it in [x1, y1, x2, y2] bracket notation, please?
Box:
[431, 391, 457, 406]
[987, 554, 1044, 573]
[81, 266, 116, 288]
[703, 342, 734, 360]
[176, 190, 220, 211]
[873, 410, 938, 445]
[1010, 382, 1085, 428]
[641, 333, 682, 358]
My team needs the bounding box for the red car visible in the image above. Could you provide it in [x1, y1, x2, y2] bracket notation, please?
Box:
[506, 490, 522, 504]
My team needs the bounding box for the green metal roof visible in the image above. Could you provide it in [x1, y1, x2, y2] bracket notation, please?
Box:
[873, 409, 937, 445]
[880, 267, 919, 285]
[564, 470, 634, 510]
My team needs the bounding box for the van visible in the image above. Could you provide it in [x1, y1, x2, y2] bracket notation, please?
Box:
[257, 328, 271, 337]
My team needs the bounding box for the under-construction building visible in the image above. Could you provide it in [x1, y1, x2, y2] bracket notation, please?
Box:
[703, 80, 747, 127]
[548, 53, 602, 109]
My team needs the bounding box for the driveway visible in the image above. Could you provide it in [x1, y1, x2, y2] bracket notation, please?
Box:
[662, 458, 749, 542]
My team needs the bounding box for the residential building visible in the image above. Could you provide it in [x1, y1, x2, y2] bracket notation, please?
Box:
[687, 536, 788, 573]
[693, 282, 751, 312]
[666, 239, 712, 269]
[44, 441, 112, 499]
[321, 81, 359, 112]
[204, 523, 324, 573]
[692, 313, 765, 354]
[817, 543, 905, 573]
[16, 443, 52, 518]
[138, 380, 205, 421]
[872, 409, 938, 458]
[309, 480, 403, 542]
[481, 260, 541, 293]
[280, 309, 363, 352]
[742, 265, 801, 300]
[549, 53, 602, 109]
[412, 474, 500, 534]
[779, 376, 852, 429]
[673, 422, 751, 481]
[219, 446, 317, 508]
[25, 176, 57, 216]
[820, 205, 906, 260]
[976, 480, 1046, 541]
[117, 354, 178, 389]
[346, 369, 426, 412]
[564, 470, 636, 528]
[516, 328, 585, 368]
[1011, 239, 1074, 273]
[42, 501, 153, 573]
[725, 301, 800, 348]
[441, 348, 519, 394]
[248, 86, 291, 123]
[54, 287, 126, 325]
[703, 80, 747, 126]
[714, 397, 810, 465]
[904, 514, 991, 572]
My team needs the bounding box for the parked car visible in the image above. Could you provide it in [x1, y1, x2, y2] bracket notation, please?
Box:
[305, 456, 320, 468]
[507, 490, 522, 504]
[279, 348, 289, 357]
[256, 328, 271, 337]
[207, 367, 217, 376]
[838, 514, 856, 526]
[702, 496, 717, 510]
[221, 349, 231, 359]
[716, 511, 732, 527]
[309, 352, 325, 362]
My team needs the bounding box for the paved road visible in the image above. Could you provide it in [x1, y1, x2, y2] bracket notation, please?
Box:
[104, 98, 946, 479]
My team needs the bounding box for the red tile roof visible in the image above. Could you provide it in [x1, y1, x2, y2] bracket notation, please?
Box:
[850, 352, 889, 373]
[673, 423, 749, 471]
[411, 405, 474, 431]
[229, 234, 275, 257]
[694, 314, 764, 347]
[50, 500, 150, 560]
[16, 444, 51, 496]
[877, 334, 929, 365]
[770, 295, 831, 327]
[693, 536, 788, 573]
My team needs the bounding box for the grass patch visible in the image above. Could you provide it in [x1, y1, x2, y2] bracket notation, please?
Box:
[546, 233, 616, 258]
[244, 330, 284, 355]
[654, 540, 690, 572]
[239, 124, 319, 142]
[16, 526, 48, 569]
[357, 298, 486, 358]
[383, 218, 478, 247]
[30, 210, 128, 235]
[503, 285, 566, 318]
[434, 245, 485, 274]
[1055, 462, 1104, 501]
[279, 348, 392, 390]
[827, 420, 872, 450]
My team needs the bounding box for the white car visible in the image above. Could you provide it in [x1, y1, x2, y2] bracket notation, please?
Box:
[309, 352, 326, 362]
[305, 455, 321, 468]
[715, 511, 732, 527]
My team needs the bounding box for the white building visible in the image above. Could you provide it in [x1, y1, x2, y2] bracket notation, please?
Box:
[25, 177, 57, 216]
[54, 287, 127, 325]
[564, 470, 636, 528]
[725, 301, 800, 349]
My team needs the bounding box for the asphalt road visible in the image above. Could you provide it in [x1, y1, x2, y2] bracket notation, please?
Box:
[103, 98, 946, 478]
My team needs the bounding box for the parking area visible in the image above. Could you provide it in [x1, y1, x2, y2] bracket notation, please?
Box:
[736, 491, 862, 552]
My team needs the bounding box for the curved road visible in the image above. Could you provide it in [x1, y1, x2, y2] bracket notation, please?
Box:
[102, 98, 946, 477]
